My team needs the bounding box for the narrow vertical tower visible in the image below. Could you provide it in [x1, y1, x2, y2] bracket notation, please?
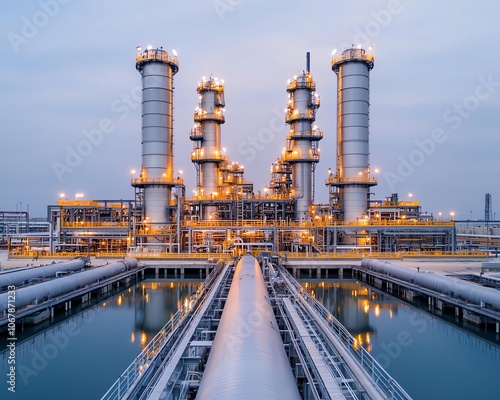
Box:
[327, 46, 377, 222]
[189, 76, 226, 219]
[132, 46, 179, 226]
[283, 53, 322, 221]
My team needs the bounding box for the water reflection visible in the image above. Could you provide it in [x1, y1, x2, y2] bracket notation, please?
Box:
[133, 281, 198, 347]
[301, 280, 500, 400]
[0, 280, 200, 400]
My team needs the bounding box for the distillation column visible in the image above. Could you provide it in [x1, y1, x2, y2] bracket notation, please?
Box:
[327, 46, 377, 222]
[189, 76, 226, 220]
[132, 46, 179, 228]
[283, 53, 322, 221]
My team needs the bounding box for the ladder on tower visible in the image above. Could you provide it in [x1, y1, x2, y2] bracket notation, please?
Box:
[236, 199, 244, 221]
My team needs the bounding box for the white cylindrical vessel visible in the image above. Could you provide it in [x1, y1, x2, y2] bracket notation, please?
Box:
[329, 47, 377, 223]
[133, 46, 179, 226]
[283, 58, 322, 221]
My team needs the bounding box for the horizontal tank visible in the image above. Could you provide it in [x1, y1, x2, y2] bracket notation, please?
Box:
[361, 259, 500, 311]
[0, 259, 85, 289]
[0, 259, 138, 313]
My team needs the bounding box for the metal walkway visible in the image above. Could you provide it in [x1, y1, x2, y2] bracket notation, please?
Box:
[101, 257, 411, 400]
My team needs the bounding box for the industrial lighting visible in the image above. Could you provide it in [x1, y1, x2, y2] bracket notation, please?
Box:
[332, 49, 337, 56]
[178, 169, 183, 175]
[147, 45, 153, 50]
[409, 193, 413, 201]
[130, 169, 136, 174]
[172, 49, 178, 56]
[357, 44, 362, 49]
[75, 193, 84, 200]
[59, 193, 66, 199]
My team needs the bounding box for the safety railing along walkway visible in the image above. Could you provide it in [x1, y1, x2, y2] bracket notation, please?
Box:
[278, 265, 412, 400]
[100, 262, 229, 400]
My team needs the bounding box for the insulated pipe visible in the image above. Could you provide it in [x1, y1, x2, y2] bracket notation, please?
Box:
[0, 259, 85, 289]
[197, 256, 300, 400]
[0, 259, 138, 313]
[361, 259, 500, 311]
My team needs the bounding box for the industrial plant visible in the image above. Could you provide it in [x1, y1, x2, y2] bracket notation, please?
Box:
[6, 45, 463, 257]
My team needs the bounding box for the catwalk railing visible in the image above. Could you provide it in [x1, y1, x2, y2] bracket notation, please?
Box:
[278, 265, 412, 400]
[100, 262, 227, 400]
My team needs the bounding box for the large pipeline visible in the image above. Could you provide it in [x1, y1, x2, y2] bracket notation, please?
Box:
[0, 259, 86, 290]
[196, 256, 300, 400]
[361, 259, 500, 311]
[0, 259, 138, 313]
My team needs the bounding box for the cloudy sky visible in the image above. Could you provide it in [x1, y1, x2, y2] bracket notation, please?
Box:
[1, 0, 499, 220]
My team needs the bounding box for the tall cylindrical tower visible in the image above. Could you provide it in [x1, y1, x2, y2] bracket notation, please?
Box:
[189, 76, 226, 219]
[132, 46, 179, 226]
[283, 54, 322, 221]
[327, 46, 377, 222]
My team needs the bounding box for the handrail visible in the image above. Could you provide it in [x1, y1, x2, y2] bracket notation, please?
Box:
[278, 265, 412, 400]
[61, 221, 130, 228]
[279, 250, 486, 259]
[100, 263, 226, 400]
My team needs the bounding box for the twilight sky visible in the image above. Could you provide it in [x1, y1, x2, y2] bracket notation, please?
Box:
[1, 0, 499, 220]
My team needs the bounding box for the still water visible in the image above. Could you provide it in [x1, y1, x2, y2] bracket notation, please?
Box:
[1, 280, 199, 400]
[303, 281, 500, 400]
[2, 279, 499, 400]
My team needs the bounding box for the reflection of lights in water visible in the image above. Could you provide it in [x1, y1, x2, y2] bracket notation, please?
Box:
[363, 300, 369, 314]
[184, 298, 189, 309]
[140, 332, 147, 346]
[131, 331, 135, 343]
[374, 304, 380, 317]
[145, 293, 149, 303]
[117, 295, 122, 306]
[389, 308, 393, 319]
[366, 332, 371, 344]
[311, 290, 315, 298]
[102, 302, 106, 307]
[170, 282, 174, 289]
